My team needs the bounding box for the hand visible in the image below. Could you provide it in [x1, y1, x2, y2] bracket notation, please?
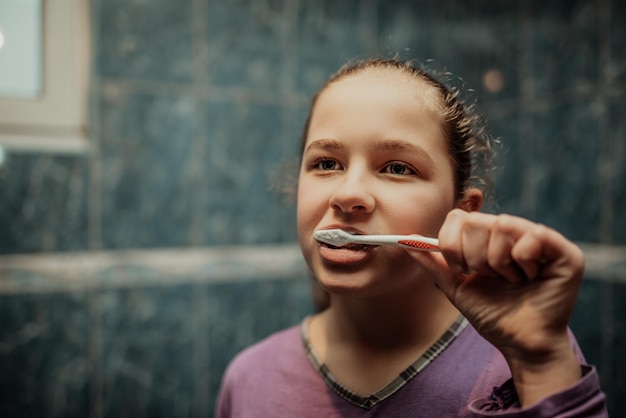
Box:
[412, 209, 585, 405]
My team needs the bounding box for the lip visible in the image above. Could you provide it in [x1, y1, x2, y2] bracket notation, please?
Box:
[318, 244, 376, 266]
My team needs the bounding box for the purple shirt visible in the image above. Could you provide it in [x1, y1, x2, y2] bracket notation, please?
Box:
[216, 320, 607, 417]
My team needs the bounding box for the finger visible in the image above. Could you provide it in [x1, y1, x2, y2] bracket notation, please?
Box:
[487, 215, 530, 283]
[460, 212, 501, 277]
[510, 230, 544, 280]
[534, 226, 585, 277]
[511, 223, 584, 282]
[438, 209, 469, 275]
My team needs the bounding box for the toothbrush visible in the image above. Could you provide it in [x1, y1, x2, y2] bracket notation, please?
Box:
[314, 229, 440, 252]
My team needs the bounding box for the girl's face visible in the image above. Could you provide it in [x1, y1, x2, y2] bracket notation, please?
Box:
[297, 70, 458, 297]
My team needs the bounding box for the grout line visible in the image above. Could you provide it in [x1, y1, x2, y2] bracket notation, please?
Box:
[96, 74, 626, 118]
[87, 1, 103, 417]
[282, 0, 299, 93]
[191, 281, 210, 418]
[88, 0, 103, 252]
[98, 78, 311, 106]
[517, 0, 537, 218]
[0, 242, 623, 292]
[88, 288, 103, 418]
[189, 0, 210, 247]
[597, 0, 615, 404]
[361, 0, 378, 53]
[190, 2, 211, 416]
[598, 0, 613, 245]
[280, 0, 302, 178]
[600, 279, 615, 400]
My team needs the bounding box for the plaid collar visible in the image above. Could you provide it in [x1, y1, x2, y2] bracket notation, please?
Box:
[300, 314, 469, 410]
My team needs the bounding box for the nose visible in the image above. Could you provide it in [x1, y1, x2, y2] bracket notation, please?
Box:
[329, 167, 375, 214]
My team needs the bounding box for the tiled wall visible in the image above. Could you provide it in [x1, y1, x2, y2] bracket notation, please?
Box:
[0, 0, 624, 417]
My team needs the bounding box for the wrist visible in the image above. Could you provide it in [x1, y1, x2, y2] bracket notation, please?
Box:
[504, 336, 582, 407]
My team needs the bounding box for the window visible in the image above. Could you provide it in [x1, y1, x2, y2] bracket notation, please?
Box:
[0, 0, 91, 154]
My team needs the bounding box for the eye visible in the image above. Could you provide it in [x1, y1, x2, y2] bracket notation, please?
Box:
[313, 158, 342, 171]
[382, 162, 416, 176]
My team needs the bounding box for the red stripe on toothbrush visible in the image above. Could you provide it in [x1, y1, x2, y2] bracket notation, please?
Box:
[398, 239, 439, 251]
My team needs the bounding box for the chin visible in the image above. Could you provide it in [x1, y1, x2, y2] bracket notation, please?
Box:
[313, 269, 390, 298]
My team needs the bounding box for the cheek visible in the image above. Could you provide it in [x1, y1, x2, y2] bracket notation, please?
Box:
[390, 186, 455, 235]
[296, 176, 320, 229]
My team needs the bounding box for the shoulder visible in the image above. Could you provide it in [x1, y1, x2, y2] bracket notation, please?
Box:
[218, 323, 304, 392]
[215, 322, 320, 418]
[225, 324, 302, 379]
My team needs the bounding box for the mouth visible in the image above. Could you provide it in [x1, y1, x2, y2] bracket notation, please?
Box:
[314, 226, 378, 252]
[314, 228, 378, 265]
[317, 239, 378, 252]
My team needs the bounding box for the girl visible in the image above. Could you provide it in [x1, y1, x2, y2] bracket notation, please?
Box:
[216, 59, 607, 417]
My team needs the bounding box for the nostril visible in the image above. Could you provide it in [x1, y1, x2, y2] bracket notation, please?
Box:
[331, 199, 373, 214]
[329, 177, 376, 214]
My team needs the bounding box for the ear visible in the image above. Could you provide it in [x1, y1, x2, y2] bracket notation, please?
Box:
[457, 188, 483, 212]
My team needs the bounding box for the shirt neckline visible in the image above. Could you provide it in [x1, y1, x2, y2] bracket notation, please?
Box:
[300, 314, 469, 410]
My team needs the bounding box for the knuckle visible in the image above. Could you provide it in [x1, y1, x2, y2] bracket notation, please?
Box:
[569, 244, 586, 274]
[492, 214, 518, 233]
[446, 208, 466, 222]
[531, 223, 550, 237]
[490, 254, 510, 270]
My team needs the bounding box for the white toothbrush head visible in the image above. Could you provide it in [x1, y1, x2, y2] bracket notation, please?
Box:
[313, 229, 355, 247]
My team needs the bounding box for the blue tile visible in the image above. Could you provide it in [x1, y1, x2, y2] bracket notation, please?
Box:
[203, 102, 301, 245]
[206, 278, 313, 414]
[376, 0, 437, 63]
[0, 154, 88, 254]
[98, 0, 193, 82]
[99, 92, 195, 249]
[610, 0, 626, 83]
[569, 278, 604, 369]
[532, 102, 602, 241]
[296, 0, 374, 95]
[0, 292, 89, 418]
[488, 112, 537, 217]
[571, 278, 626, 417]
[99, 284, 195, 418]
[531, 0, 599, 97]
[205, 0, 296, 90]
[378, 0, 521, 103]
[610, 280, 626, 418]
[610, 97, 626, 245]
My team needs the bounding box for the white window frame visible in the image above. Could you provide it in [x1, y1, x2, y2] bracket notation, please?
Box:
[0, 0, 91, 154]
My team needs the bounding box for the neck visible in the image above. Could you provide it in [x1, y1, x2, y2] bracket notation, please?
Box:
[323, 284, 459, 352]
[307, 282, 461, 396]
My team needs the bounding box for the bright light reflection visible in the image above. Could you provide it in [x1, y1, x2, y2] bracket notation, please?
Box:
[0, 30, 5, 49]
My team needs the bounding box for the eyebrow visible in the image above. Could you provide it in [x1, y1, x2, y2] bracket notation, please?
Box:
[303, 138, 345, 154]
[372, 138, 436, 166]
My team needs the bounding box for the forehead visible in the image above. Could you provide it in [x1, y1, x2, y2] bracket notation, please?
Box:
[307, 68, 446, 144]
[321, 68, 442, 114]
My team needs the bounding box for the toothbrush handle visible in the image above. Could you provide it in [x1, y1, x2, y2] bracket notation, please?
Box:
[355, 234, 440, 252]
[398, 239, 440, 252]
